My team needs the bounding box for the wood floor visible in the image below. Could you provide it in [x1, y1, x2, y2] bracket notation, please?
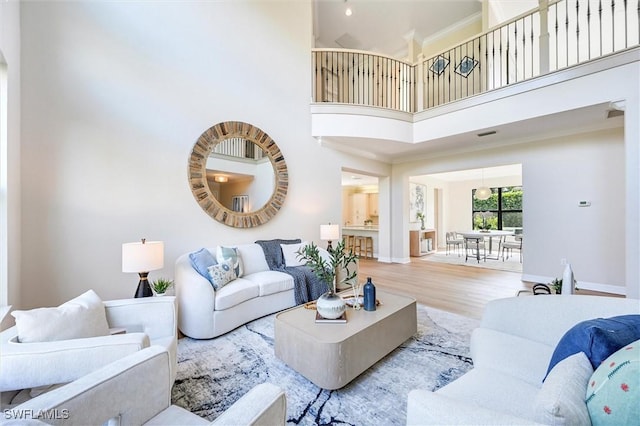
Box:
[357, 257, 617, 320]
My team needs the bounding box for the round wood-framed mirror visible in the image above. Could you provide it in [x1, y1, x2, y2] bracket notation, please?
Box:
[188, 121, 288, 228]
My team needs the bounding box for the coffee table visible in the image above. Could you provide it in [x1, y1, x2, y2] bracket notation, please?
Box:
[274, 289, 417, 389]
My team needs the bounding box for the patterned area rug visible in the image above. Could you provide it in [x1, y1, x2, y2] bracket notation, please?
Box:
[423, 250, 523, 273]
[172, 305, 479, 425]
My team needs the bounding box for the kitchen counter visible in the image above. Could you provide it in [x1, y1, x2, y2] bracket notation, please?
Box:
[343, 226, 379, 231]
[342, 226, 378, 258]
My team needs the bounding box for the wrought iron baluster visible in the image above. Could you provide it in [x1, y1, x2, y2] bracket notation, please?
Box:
[554, 3, 560, 70]
[565, 0, 569, 67]
[587, 0, 592, 59]
[612, 0, 616, 52]
[576, 0, 580, 64]
[599, 0, 603, 56]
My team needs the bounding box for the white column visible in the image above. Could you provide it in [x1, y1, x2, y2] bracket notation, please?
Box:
[624, 97, 640, 298]
[416, 54, 425, 112]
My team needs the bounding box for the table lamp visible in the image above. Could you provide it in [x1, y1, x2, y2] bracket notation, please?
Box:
[320, 223, 340, 252]
[122, 238, 164, 298]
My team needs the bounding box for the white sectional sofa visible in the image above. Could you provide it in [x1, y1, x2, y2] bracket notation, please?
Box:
[175, 243, 298, 339]
[407, 295, 640, 425]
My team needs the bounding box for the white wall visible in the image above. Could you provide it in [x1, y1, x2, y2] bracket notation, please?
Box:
[19, 1, 385, 307]
[0, 0, 21, 325]
[523, 129, 625, 292]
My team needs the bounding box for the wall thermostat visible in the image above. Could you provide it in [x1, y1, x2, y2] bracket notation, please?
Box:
[578, 201, 591, 207]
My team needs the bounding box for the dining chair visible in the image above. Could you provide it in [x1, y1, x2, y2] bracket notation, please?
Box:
[486, 234, 506, 260]
[502, 235, 523, 262]
[464, 236, 486, 263]
[446, 232, 464, 256]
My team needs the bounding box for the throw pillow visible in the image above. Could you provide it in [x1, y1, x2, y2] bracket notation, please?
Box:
[545, 315, 640, 380]
[255, 239, 301, 269]
[281, 242, 308, 267]
[586, 339, 639, 425]
[534, 352, 593, 425]
[11, 290, 110, 343]
[189, 248, 217, 284]
[207, 259, 237, 291]
[217, 246, 243, 278]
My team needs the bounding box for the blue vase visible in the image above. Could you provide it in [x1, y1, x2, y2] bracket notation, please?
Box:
[363, 277, 376, 311]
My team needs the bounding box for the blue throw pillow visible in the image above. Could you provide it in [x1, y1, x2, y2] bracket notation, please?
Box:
[189, 248, 217, 284]
[544, 315, 640, 381]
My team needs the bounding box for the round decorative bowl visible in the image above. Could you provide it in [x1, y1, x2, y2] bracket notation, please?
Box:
[316, 292, 347, 319]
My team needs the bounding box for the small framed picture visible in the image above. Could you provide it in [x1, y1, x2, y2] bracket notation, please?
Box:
[455, 56, 478, 78]
[429, 56, 449, 76]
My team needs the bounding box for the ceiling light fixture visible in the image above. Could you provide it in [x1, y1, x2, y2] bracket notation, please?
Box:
[214, 175, 228, 183]
[475, 169, 491, 200]
[344, 0, 352, 16]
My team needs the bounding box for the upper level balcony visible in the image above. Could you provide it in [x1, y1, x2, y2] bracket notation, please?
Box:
[311, 0, 640, 162]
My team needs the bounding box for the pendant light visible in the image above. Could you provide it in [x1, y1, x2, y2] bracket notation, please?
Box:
[475, 169, 491, 200]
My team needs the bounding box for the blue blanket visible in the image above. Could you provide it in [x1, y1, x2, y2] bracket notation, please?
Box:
[255, 239, 329, 304]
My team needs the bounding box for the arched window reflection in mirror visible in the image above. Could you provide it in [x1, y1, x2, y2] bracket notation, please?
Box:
[188, 121, 288, 228]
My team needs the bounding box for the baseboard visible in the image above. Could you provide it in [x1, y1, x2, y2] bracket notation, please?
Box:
[522, 274, 626, 296]
[390, 257, 411, 264]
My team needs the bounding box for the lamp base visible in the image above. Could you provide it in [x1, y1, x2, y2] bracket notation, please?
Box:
[134, 272, 153, 298]
[327, 241, 333, 252]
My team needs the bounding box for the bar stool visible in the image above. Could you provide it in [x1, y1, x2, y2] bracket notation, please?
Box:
[361, 236, 373, 259]
[343, 235, 355, 253]
[354, 236, 373, 259]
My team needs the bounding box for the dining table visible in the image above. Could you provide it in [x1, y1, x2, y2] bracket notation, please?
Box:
[458, 230, 514, 261]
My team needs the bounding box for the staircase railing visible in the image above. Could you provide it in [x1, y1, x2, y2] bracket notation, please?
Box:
[312, 0, 639, 113]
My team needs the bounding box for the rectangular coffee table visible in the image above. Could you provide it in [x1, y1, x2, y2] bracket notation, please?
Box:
[274, 289, 417, 389]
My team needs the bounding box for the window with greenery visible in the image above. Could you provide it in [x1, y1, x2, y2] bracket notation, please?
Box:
[472, 186, 523, 231]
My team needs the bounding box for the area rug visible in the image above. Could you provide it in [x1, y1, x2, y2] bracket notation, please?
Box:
[172, 305, 479, 425]
[423, 250, 522, 273]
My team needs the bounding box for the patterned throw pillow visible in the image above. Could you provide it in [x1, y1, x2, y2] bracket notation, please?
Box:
[586, 339, 639, 425]
[217, 246, 243, 278]
[207, 259, 237, 291]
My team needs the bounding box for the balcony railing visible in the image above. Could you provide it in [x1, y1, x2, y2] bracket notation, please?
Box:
[312, 0, 639, 113]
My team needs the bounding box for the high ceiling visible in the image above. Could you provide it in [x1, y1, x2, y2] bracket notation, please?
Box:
[313, 0, 482, 59]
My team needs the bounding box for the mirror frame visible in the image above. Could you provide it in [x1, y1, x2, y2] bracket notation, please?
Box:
[188, 121, 288, 228]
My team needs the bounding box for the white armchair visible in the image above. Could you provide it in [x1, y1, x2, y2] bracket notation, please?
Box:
[0, 296, 177, 392]
[4, 346, 287, 425]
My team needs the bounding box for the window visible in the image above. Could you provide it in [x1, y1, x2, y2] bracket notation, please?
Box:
[472, 186, 523, 231]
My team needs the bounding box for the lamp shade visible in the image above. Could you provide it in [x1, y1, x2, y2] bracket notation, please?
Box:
[320, 224, 340, 241]
[122, 240, 164, 273]
[475, 186, 492, 200]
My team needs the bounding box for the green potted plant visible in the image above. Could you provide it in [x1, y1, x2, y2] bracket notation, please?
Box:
[151, 278, 173, 296]
[297, 239, 358, 319]
[549, 277, 579, 294]
[416, 212, 425, 230]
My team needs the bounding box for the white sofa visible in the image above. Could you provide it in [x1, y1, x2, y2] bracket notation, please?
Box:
[0, 296, 178, 392]
[407, 295, 640, 425]
[3, 346, 287, 425]
[175, 244, 298, 339]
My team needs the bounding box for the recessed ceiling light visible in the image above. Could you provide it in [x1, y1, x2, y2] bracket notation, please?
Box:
[345, 7, 352, 16]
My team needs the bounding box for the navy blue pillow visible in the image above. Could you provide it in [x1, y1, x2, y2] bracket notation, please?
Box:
[188, 248, 217, 284]
[544, 315, 640, 381]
